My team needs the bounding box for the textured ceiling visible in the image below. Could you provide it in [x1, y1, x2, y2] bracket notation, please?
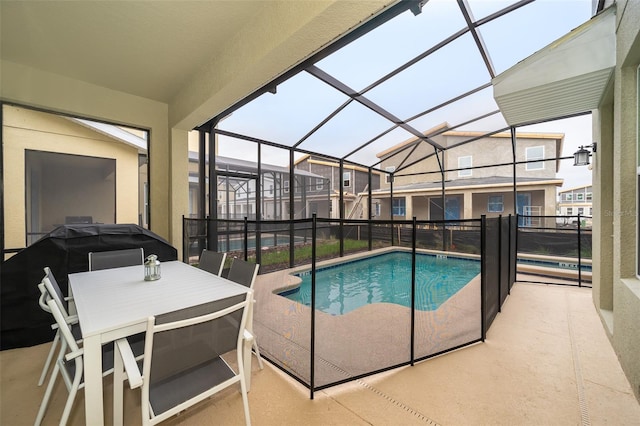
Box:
[1, 1, 267, 103]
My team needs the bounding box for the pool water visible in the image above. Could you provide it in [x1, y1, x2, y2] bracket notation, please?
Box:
[280, 251, 480, 315]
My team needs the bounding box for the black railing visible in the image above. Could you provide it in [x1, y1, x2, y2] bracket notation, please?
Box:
[182, 214, 517, 397]
[517, 215, 592, 288]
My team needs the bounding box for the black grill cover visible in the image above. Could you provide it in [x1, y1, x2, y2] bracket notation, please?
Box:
[1, 224, 177, 350]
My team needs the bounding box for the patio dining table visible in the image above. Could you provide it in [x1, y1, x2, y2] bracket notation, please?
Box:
[69, 260, 252, 426]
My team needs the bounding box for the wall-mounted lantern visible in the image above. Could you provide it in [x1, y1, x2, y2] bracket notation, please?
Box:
[573, 143, 597, 166]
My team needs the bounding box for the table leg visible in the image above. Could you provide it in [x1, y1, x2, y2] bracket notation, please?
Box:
[83, 335, 104, 425]
[113, 342, 124, 426]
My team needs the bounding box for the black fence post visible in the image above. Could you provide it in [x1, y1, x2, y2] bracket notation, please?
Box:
[577, 213, 582, 288]
[244, 217, 249, 261]
[310, 213, 317, 400]
[182, 215, 187, 263]
[411, 217, 416, 366]
[498, 215, 502, 313]
[480, 215, 486, 342]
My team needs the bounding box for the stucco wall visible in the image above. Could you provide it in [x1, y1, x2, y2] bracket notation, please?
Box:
[593, 0, 640, 402]
[3, 105, 140, 249]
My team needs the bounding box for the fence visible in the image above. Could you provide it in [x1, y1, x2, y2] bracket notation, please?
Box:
[517, 215, 592, 288]
[183, 214, 516, 397]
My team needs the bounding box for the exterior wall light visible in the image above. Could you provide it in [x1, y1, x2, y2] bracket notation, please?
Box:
[573, 143, 597, 166]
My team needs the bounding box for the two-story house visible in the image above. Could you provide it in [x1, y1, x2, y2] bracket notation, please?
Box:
[557, 185, 593, 227]
[294, 154, 381, 219]
[369, 123, 564, 227]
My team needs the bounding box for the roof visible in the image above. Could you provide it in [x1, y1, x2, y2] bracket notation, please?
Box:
[493, 7, 615, 126]
[558, 184, 593, 193]
[295, 154, 382, 174]
[377, 125, 564, 159]
[188, 152, 325, 179]
[371, 176, 564, 194]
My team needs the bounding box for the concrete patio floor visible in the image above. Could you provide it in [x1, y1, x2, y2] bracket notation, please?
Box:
[2, 281, 639, 425]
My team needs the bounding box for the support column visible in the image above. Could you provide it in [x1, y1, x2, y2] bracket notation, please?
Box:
[169, 128, 189, 260]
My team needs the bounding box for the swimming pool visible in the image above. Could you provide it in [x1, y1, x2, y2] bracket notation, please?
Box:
[280, 251, 480, 315]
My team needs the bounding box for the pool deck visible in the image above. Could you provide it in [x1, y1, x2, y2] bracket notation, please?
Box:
[2, 274, 640, 425]
[253, 248, 483, 387]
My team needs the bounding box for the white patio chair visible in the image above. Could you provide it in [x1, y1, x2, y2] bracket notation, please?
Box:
[88, 247, 144, 271]
[227, 258, 263, 369]
[197, 249, 227, 276]
[114, 293, 254, 425]
[36, 279, 81, 387]
[34, 296, 145, 426]
[37, 267, 80, 386]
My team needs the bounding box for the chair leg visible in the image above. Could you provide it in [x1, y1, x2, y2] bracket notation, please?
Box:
[252, 340, 264, 370]
[38, 330, 60, 386]
[34, 361, 60, 426]
[59, 361, 83, 426]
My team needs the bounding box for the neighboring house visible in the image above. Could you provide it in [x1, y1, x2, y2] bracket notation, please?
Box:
[369, 123, 564, 227]
[188, 148, 330, 220]
[557, 185, 593, 227]
[294, 154, 381, 219]
[3, 105, 148, 250]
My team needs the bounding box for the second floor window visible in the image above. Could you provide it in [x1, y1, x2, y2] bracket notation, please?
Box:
[284, 180, 289, 193]
[316, 178, 323, 191]
[392, 197, 406, 216]
[576, 193, 584, 201]
[343, 171, 351, 188]
[566, 193, 573, 201]
[526, 146, 545, 170]
[487, 195, 504, 213]
[458, 156, 472, 177]
[586, 192, 593, 201]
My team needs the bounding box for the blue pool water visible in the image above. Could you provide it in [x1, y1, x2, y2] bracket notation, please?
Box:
[280, 251, 480, 315]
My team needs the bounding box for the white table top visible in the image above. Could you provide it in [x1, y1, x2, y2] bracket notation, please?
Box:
[69, 260, 250, 339]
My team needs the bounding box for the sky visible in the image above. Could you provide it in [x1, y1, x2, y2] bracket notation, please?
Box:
[216, 0, 594, 191]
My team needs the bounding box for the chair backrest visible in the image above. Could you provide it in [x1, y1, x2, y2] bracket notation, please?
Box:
[88, 248, 144, 271]
[197, 250, 227, 276]
[43, 267, 70, 317]
[227, 258, 259, 289]
[141, 292, 251, 421]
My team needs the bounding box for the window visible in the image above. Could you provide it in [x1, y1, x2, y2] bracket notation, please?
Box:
[316, 178, 323, 191]
[25, 150, 116, 246]
[526, 146, 545, 170]
[487, 195, 504, 213]
[576, 193, 584, 201]
[385, 166, 395, 184]
[565, 193, 573, 201]
[567, 207, 573, 215]
[374, 202, 381, 217]
[343, 171, 351, 188]
[578, 207, 584, 215]
[284, 180, 289, 193]
[458, 156, 472, 177]
[269, 184, 273, 195]
[392, 198, 406, 216]
[586, 192, 592, 201]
